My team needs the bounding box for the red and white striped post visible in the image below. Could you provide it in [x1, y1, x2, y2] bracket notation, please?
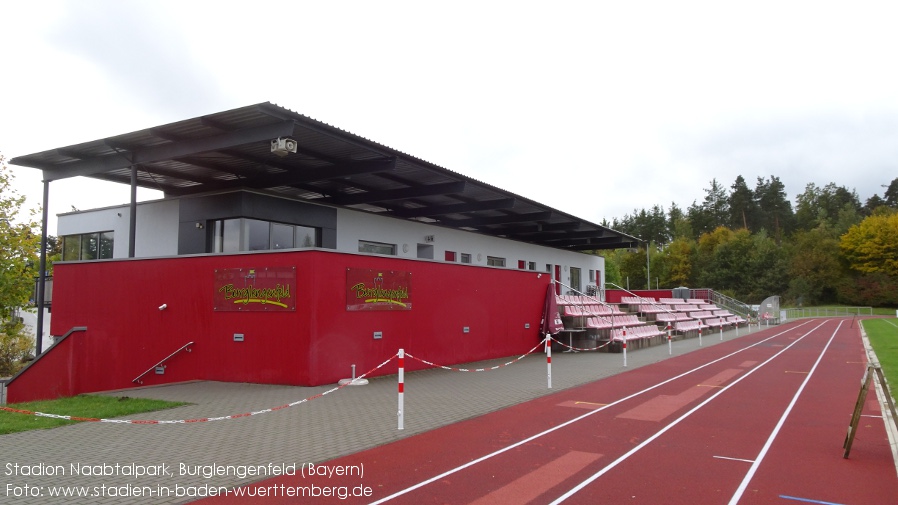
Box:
[622, 328, 628, 367]
[698, 327, 703, 346]
[667, 323, 673, 355]
[546, 336, 552, 389]
[720, 324, 723, 341]
[398, 348, 405, 430]
[735, 321, 739, 337]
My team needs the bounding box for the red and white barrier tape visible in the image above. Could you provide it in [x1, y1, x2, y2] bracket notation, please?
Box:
[0, 354, 398, 425]
[406, 339, 546, 372]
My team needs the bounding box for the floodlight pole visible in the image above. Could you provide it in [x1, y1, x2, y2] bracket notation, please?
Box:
[646, 240, 650, 290]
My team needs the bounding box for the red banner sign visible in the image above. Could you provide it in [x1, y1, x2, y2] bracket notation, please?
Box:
[346, 268, 412, 311]
[214, 267, 296, 311]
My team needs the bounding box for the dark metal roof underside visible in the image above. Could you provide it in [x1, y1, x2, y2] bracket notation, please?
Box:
[11, 102, 640, 251]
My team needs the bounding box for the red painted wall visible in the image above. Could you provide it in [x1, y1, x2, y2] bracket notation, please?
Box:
[604, 289, 673, 303]
[8, 250, 549, 403]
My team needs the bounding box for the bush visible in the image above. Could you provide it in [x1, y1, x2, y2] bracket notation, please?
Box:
[0, 320, 34, 376]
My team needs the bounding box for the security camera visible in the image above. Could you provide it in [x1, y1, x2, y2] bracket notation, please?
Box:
[270, 137, 297, 157]
[159, 304, 167, 311]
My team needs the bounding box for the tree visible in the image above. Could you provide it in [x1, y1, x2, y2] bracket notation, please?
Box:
[795, 182, 862, 232]
[729, 175, 758, 231]
[787, 228, 845, 304]
[754, 176, 794, 242]
[0, 154, 39, 373]
[661, 237, 695, 287]
[840, 210, 898, 277]
[884, 177, 898, 208]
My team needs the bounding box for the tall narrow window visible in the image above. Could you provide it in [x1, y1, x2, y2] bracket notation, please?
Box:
[271, 222, 294, 249]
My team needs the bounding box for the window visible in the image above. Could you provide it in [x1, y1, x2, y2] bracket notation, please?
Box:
[445, 251, 457, 262]
[460, 253, 472, 264]
[359, 240, 396, 255]
[570, 267, 581, 292]
[529, 261, 536, 271]
[487, 256, 506, 267]
[518, 260, 526, 269]
[62, 232, 114, 261]
[212, 218, 320, 253]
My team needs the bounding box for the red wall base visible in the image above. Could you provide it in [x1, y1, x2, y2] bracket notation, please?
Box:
[8, 250, 550, 403]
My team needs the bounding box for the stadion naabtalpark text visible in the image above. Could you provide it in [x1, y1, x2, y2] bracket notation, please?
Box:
[4, 461, 374, 500]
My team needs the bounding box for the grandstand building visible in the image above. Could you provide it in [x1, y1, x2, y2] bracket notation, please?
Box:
[7, 103, 640, 402]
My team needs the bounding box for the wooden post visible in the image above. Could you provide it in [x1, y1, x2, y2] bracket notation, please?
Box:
[844, 363, 898, 458]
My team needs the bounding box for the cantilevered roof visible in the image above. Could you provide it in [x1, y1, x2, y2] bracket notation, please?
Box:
[11, 102, 640, 251]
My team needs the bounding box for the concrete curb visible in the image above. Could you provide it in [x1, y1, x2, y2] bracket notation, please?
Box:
[858, 321, 898, 479]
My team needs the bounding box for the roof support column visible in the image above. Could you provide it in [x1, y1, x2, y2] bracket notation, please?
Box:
[35, 179, 49, 355]
[129, 164, 137, 257]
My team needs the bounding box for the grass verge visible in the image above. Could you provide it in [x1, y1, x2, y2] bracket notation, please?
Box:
[0, 395, 188, 435]
[863, 318, 898, 394]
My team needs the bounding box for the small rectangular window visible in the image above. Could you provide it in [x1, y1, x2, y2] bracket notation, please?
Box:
[359, 240, 396, 255]
[460, 253, 471, 264]
[518, 260, 526, 269]
[445, 251, 457, 262]
[529, 262, 536, 271]
[487, 256, 505, 267]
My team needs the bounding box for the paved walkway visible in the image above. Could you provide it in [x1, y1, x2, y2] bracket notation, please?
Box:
[0, 325, 786, 504]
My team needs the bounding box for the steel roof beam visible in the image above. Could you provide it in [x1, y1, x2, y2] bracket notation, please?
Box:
[392, 198, 515, 218]
[32, 121, 297, 181]
[326, 181, 465, 206]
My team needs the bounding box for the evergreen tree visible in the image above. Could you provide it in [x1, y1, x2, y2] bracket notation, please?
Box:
[729, 175, 758, 230]
[754, 176, 793, 242]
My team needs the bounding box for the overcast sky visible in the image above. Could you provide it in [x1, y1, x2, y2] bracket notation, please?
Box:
[1, 0, 896, 235]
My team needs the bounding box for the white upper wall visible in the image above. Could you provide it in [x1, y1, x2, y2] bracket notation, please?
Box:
[57, 199, 180, 258]
[57, 195, 604, 293]
[335, 207, 603, 290]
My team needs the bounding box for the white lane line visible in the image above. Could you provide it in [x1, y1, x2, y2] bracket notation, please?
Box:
[367, 320, 815, 505]
[713, 455, 755, 463]
[549, 320, 830, 505]
[727, 321, 843, 505]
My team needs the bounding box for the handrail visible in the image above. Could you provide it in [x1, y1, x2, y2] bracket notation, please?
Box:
[133, 341, 194, 384]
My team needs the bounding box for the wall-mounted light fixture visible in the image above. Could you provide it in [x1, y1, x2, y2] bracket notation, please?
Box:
[196, 222, 204, 229]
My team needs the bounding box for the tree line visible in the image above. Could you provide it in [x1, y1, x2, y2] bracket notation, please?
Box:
[600, 176, 898, 307]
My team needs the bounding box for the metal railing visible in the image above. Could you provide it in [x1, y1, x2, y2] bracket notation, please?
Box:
[133, 342, 194, 384]
[705, 290, 753, 318]
[782, 306, 873, 320]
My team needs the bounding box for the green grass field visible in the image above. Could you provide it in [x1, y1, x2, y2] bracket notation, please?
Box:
[862, 318, 898, 394]
[0, 395, 187, 435]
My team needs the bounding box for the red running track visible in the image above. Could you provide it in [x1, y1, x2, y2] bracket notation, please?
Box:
[198, 319, 898, 504]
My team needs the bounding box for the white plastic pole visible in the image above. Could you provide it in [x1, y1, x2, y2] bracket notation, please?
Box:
[622, 328, 627, 367]
[546, 336, 552, 389]
[397, 349, 404, 430]
[698, 327, 703, 346]
[720, 325, 723, 341]
[667, 323, 673, 355]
